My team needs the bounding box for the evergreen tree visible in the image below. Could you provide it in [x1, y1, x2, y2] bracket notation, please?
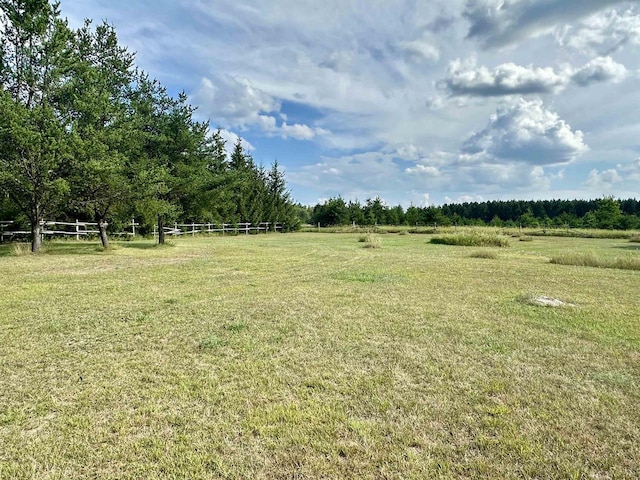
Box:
[61, 20, 135, 247]
[0, 0, 73, 252]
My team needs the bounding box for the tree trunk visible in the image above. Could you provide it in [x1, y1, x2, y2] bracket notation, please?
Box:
[31, 219, 43, 253]
[98, 220, 110, 248]
[158, 214, 165, 244]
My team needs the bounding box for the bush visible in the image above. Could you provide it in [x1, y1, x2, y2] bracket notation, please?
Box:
[430, 233, 509, 247]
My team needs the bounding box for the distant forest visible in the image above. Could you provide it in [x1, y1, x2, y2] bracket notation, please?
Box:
[303, 197, 640, 230]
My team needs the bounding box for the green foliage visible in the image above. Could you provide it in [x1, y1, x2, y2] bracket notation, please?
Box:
[431, 233, 510, 247]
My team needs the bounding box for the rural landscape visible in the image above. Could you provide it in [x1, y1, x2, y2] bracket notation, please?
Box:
[2, 0, 640, 479]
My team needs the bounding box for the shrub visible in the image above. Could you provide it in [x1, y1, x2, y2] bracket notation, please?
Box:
[430, 233, 509, 247]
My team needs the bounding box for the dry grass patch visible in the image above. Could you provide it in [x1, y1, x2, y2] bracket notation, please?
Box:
[359, 232, 382, 248]
[550, 252, 640, 270]
[431, 232, 509, 247]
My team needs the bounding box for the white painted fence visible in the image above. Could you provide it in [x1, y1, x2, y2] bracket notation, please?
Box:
[153, 222, 283, 237]
[1, 219, 283, 242]
[0, 219, 139, 242]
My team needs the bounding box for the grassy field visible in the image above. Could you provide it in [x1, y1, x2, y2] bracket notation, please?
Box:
[0, 232, 639, 479]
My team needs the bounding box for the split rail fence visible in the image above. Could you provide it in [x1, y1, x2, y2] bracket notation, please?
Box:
[0, 219, 283, 242]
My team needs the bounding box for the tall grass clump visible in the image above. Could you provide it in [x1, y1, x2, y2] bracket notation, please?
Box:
[359, 233, 382, 248]
[530, 229, 634, 239]
[431, 233, 509, 247]
[12, 243, 34, 256]
[630, 235, 640, 243]
[550, 252, 640, 271]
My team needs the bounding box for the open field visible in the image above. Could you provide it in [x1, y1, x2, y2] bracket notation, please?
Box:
[1, 232, 639, 479]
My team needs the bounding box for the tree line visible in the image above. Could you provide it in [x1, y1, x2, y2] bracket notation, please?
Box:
[308, 196, 640, 230]
[0, 0, 298, 252]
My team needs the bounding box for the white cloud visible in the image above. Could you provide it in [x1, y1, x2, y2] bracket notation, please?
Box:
[462, 98, 588, 165]
[557, 8, 640, 55]
[192, 76, 280, 130]
[398, 38, 440, 62]
[280, 122, 330, 141]
[192, 76, 329, 141]
[441, 56, 627, 97]
[464, 0, 627, 49]
[571, 56, 627, 86]
[217, 129, 255, 154]
[584, 158, 640, 190]
[405, 165, 442, 177]
[442, 57, 567, 96]
[584, 168, 623, 189]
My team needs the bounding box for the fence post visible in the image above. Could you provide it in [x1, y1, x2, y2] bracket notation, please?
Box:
[76, 219, 80, 241]
[131, 218, 136, 237]
[192, 222, 195, 237]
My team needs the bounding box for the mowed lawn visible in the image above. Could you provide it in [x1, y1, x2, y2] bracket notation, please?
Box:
[0, 232, 639, 479]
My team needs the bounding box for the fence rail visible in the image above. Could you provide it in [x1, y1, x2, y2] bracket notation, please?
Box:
[153, 222, 283, 237]
[1, 219, 283, 242]
[0, 219, 138, 242]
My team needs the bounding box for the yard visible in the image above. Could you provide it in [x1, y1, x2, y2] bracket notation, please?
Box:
[0, 232, 638, 479]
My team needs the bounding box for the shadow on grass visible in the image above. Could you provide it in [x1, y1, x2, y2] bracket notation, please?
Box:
[0, 239, 163, 257]
[614, 245, 640, 251]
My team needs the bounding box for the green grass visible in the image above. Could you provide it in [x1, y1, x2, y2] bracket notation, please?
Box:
[431, 232, 510, 247]
[0, 233, 639, 479]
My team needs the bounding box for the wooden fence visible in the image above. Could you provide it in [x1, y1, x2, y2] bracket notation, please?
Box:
[153, 222, 282, 237]
[0, 219, 138, 242]
[0, 219, 282, 242]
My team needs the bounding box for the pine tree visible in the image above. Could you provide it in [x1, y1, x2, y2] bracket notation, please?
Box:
[0, 0, 74, 252]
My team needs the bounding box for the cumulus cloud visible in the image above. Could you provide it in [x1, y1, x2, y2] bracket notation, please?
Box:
[571, 56, 628, 86]
[557, 8, 640, 55]
[464, 0, 627, 49]
[442, 57, 567, 96]
[440, 56, 627, 96]
[280, 122, 330, 141]
[191, 76, 329, 140]
[461, 98, 588, 165]
[584, 158, 640, 189]
[584, 168, 623, 189]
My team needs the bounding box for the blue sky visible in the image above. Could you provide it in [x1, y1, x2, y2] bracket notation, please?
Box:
[59, 0, 640, 207]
